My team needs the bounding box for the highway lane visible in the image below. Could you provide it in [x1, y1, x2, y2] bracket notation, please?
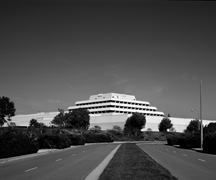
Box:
[138, 143, 216, 180]
[0, 143, 120, 180]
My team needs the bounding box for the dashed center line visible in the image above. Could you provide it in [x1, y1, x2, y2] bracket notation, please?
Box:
[198, 159, 206, 162]
[173, 151, 176, 153]
[56, 158, 62, 161]
[82, 151, 85, 153]
[72, 154, 76, 156]
[183, 154, 188, 156]
[25, 167, 37, 172]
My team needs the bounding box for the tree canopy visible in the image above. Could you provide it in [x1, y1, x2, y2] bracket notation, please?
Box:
[90, 125, 102, 133]
[112, 125, 122, 132]
[0, 96, 16, 127]
[29, 119, 41, 128]
[29, 119, 46, 133]
[204, 122, 216, 134]
[65, 108, 90, 132]
[185, 119, 200, 134]
[124, 112, 146, 136]
[158, 117, 173, 132]
[51, 108, 66, 127]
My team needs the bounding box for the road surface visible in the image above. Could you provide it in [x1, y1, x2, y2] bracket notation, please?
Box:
[0, 143, 119, 180]
[138, 143, 216, 180]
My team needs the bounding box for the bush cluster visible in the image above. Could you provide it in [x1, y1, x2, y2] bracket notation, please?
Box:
[0, 129, 38, 159]
[37, 133, 87, 149]
[107, 129, 123, 136]
[37, 134, 71, 149]
[203, 132, 216, 153]
[68, 134, 86, 146]
[84, 131, 113, 143]
[179, 133, 200, 149]
[167, 132, 200, 148]
[0, 128, 115, 159]
[166, 133, 182, 146]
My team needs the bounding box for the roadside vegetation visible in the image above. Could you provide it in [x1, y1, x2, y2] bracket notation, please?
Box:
[1, 95, 216, 159]
[0, 98, 113, 159]
[99, 143, 178, 180]
[167, 120, 216, 154]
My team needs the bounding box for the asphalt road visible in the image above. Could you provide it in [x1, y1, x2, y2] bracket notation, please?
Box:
[0, 143, 119, 180]
[138, 143, 216, 180]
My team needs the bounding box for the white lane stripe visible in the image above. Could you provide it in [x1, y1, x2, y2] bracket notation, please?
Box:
[183, 154, 187, 156]
[56, 158, 62, 161]
[198, 159, 206, 162]
[173, 151, 176, 153]
[25, 167, 37, 172]
[72, 154, 76, 156]
[85, 145, 121, 180]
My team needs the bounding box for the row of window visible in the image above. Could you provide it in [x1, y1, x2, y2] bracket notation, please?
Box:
[87, 106, 156, 111]
[90, 110, 164, 116]
[76, 100, 150, 106]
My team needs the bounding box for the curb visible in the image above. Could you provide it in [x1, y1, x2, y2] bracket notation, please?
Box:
[84, 144, 121, 180]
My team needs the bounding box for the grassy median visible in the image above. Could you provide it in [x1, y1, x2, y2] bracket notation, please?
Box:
[99, 143, 178, 180]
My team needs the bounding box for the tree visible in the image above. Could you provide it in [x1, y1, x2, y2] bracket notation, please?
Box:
[29, 119, 41, 128]
[204, 122, 216, 134]
[90, 125, 102, 133]
[124, 112, 146, 136]
[185, 119, 199, 134]
[51, 108, 66, 127]
[169, 127, 176, 132]
[158, 117, 173, 132]
[0, 96, 16, 127]
[112, 125, 122, 132]
[29, 119, 46, 133]
[65, 108, 90, 133]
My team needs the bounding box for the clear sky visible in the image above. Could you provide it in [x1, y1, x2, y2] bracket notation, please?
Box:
[1, 0, 216, 120]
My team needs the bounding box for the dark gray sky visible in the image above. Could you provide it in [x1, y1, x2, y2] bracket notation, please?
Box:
[1, 0, 216, 119]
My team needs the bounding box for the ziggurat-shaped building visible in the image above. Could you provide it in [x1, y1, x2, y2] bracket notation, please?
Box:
[68, 93, 164, 117]
[68, 93, 165, 130]
[10, 93, 215, 132]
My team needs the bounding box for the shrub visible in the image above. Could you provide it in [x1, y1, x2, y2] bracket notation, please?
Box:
[37, 134, 71, 149]
[166, 133, 182, 145]
[68, 134, 85, 145]
[0, 129, 38, 159]
[84, 131, 113, 143]
[179, 133, 200, 149]
[107, 129, 123, 136]
[203, 132, 216, 154]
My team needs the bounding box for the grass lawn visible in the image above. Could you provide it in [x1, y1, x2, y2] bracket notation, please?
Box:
[99, 143, 178, 180]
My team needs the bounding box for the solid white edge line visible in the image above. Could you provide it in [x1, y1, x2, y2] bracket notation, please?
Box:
[25, 167, 37, 172]
[198, 159, 205, 162]
[84, 144, 121, 180]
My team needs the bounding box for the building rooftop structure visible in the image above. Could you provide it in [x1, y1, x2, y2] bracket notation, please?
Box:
[10, 92, 216, 132]
[68, 93, 164, 117]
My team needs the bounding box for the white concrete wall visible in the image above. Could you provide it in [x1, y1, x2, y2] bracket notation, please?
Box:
[10, 112, 216, 132]
[10, 112, 59, 127]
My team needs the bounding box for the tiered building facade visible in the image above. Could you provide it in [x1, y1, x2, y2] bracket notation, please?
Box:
[10, 93, 215, 132]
